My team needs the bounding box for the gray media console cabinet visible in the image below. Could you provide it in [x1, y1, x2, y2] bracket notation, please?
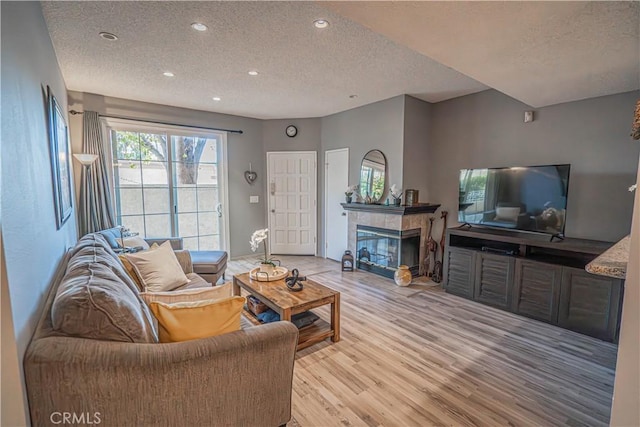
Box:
[443, 227, 623, 342]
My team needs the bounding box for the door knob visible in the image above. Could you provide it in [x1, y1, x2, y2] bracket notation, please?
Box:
[271, 209, 275, 213]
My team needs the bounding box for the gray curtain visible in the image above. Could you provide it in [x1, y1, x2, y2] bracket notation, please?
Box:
[79, 111, 116, 235]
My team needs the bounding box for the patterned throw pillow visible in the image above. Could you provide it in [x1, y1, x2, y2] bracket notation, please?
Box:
[140, 282, 233, 305]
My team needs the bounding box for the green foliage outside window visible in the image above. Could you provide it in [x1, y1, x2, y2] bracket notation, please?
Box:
[115, 131, 208, 185]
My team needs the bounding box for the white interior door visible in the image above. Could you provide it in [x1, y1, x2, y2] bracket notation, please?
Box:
[325, 148, 349, 261]
[267, 151, 317, 255]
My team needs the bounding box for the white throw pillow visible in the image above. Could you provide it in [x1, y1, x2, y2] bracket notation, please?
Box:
[126, 241, 189, 292]
[122, 236, 150, 250]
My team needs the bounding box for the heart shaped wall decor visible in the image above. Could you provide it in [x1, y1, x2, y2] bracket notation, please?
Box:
[244, 171, 257, 185]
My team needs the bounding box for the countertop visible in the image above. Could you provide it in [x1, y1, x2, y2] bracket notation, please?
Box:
[585, 235, 630, 279]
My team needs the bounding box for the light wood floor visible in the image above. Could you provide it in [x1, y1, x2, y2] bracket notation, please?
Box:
[226, 256, 618, 427]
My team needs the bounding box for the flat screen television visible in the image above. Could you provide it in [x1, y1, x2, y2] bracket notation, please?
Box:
[458, 164, 570, 237]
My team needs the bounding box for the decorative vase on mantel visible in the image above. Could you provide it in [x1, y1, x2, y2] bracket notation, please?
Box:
[393, 197, 401, 207]
[345, 195, 352, 203]
[394, 265, 412, 286]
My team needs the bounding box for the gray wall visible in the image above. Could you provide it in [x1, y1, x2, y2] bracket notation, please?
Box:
[319, 95, 405, 256]
[428, 89, 640, 242]
[1, 2, 78, 424]
[263, 118, 321, 153]
[403, 96, 432, 203]
[321, 95, 405, 189]
[68, 92, 265, 258]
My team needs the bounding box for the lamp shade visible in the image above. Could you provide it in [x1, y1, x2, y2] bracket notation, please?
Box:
[73, 153, 98, 166]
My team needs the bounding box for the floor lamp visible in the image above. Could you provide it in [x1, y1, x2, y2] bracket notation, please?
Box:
[73, 153, 98, 235]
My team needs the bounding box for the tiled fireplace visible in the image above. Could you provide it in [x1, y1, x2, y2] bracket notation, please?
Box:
[356, 225, 421, 278]
[342, 203, 440, 278]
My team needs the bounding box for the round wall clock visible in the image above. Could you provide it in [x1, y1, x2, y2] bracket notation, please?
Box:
[286, 125, 298, 138]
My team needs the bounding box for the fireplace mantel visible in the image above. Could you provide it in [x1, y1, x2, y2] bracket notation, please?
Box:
[341, 202, 440, 215]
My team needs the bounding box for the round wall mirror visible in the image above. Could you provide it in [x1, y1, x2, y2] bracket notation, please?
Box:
[359, 149, 386, 203]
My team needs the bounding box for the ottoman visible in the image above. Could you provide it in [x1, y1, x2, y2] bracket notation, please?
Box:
[190, 250, 228, 285]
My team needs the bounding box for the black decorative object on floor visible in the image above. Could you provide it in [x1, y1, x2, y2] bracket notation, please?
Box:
[341, 250, 354, 271]
[432, 210, 448, 283]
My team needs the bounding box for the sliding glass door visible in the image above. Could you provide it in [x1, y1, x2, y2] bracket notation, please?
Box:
[108, 121, 228, 251]
[171, 135, 222, 250]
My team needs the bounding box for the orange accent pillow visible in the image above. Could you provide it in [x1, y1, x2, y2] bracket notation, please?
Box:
[149, 296, 245, 343]
[118, 255, 144, 291]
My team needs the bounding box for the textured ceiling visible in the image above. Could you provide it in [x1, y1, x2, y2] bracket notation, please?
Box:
[324, 1, 640, 108]
[41, 1, 487, 119]
[41, 1, 639, 119]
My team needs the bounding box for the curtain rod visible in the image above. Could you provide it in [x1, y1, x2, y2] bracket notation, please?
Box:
[69, 110, 243, 134]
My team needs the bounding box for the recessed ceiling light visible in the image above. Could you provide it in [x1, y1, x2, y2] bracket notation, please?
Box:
[349, 94, 358, 99]
[212, 97, 221, 101]
[99, 32, 118, 41]
[191, 22, 208, 32]
[314, 19, 329, 29]
[163, 71, 175, 77]
[248, 70, 259, 76]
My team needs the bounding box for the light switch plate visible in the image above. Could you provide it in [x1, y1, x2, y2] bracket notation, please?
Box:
[250, 196, 259, 204]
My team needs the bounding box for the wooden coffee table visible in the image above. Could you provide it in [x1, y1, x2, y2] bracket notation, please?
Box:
[232, 272, 340, 350]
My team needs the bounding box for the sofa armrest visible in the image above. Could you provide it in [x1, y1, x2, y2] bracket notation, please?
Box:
[144, 237, 183, 250]
[25, 322, 299, 427]
[173, 249, 193, 274]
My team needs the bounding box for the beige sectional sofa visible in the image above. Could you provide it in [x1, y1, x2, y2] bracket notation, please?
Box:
[25, 233, 298, 426]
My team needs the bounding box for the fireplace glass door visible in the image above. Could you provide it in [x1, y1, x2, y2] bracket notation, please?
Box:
[356, 225, 420, 278]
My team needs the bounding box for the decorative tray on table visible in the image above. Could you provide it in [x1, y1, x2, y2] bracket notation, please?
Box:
[249, 266, 289, 282]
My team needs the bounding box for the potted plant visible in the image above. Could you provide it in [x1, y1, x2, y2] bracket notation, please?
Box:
[250, 228, 276, 275]
[390, 184, 403, 206]
[345, 185, 358, 203]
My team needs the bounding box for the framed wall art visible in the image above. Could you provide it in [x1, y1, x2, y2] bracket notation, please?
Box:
[47, 86, 73, 229]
